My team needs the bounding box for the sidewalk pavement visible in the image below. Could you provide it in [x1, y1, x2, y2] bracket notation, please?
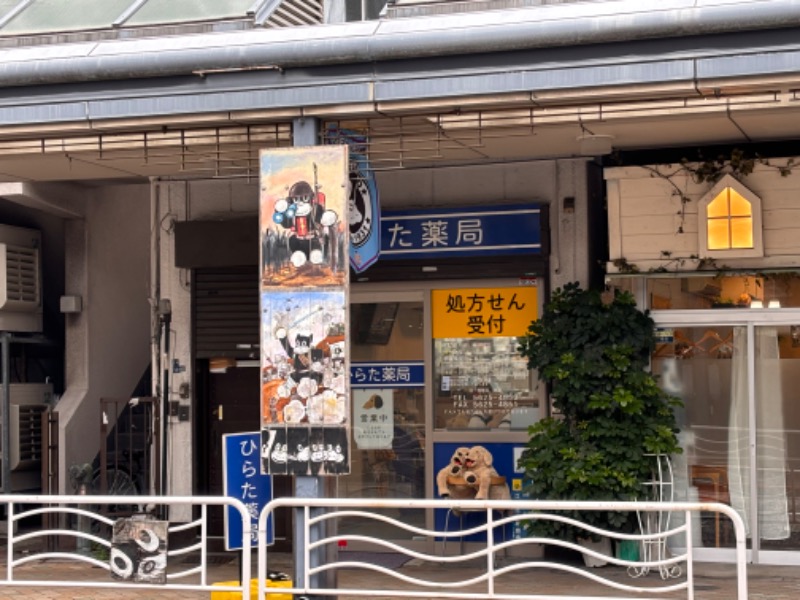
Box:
[0, 551, 798, 599]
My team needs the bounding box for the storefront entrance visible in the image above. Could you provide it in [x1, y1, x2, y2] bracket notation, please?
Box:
[652, 310, 800, 565]
[340, 280, 544, 549]
[340, 290, 427, 541]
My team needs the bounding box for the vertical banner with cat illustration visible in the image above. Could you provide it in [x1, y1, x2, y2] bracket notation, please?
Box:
[259, 145, 350, 475]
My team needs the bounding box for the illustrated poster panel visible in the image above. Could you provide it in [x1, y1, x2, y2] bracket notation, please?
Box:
[260, 288, 350, 475]
[110, 517, 168, 584]
[260, 145, 349, 288]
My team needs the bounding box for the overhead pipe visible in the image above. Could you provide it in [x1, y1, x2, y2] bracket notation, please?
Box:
[0, 0, 798, 86]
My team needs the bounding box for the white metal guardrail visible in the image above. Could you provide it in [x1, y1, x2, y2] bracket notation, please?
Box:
[0, 494, 253, 598]
[0, 495, 747, 599]
[258, 498, 748, 600]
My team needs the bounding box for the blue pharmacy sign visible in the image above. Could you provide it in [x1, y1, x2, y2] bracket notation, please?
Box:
[380, 204, 542, 260]
[223, 432, 274, 550]
[350, 361, 425, 388]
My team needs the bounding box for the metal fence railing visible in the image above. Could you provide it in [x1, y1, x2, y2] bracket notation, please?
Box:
[258, 498, 748, 600]
[0, 495, 748, 600]
[0, 494, 252, 598]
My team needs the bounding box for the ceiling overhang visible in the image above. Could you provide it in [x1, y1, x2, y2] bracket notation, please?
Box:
[0, 4, 799, 180]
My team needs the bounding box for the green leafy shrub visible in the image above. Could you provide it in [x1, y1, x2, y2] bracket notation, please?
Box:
[517, 282, 682, 541]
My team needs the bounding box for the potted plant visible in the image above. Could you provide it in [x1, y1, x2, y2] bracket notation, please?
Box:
[516, 283, 682, 553]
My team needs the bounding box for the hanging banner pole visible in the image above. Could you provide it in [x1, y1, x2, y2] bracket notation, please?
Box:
[259, 143, 351, 476]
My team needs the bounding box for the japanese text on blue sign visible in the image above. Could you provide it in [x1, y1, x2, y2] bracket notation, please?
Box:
[350, 362, 424, 388]
[223, 432, 273, 550]
[381, 204, 541, 259]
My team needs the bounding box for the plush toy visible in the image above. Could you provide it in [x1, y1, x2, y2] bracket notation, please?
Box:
[436, 447, 471, 498]
[460, 445, 511, 501]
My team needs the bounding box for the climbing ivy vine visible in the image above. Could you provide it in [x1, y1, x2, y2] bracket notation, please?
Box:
[618, 148, 797, 235]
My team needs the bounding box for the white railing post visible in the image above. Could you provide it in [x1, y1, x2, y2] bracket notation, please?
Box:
[5, 500, 13, 583]
[685, 509, 694, 600]
[486, 507, 495, 597]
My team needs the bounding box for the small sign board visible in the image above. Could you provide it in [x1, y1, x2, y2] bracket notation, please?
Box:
[381, 203, 542, 259]
[350, 361, 425, 388]
[223, 432, 274, 550]
[654, 328, 674, 343]
[431, 286, 538, 339]
[353, 388, 394, 450]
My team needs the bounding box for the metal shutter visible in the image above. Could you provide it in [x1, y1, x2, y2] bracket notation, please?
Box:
[193, 267, 259, 359]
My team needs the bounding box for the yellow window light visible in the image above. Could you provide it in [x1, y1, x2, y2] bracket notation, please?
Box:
[706, 187, 753, 250]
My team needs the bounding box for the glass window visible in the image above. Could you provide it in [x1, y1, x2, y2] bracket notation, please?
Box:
[341, 300, 425, 539]
[126, 0, 253, 26]
[433, 336, 539, 430]
[651, 325, 744, 550]
[696, 175, 762, 259]
[345, 0, 387, 20]
[430, 286, 542, 431]
[707, 187, 753, 250]
[605, 274, 800, 310]
[653, 324, 800, 552]
[0, 0, 134, 34]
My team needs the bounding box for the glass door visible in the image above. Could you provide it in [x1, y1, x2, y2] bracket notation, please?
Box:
[755, 325, 800, 559]
[651, 325, 745, 555]
[338, 290, 426, 541]
[652, 312, 800, 564]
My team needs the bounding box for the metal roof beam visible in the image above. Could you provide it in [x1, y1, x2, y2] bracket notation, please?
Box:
[113, 0, 151, 28]
[0, 0, 799, 86]
[0, 0, 32, 29]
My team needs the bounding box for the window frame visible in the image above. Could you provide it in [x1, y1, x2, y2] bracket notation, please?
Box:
[698, 174, 763, 259]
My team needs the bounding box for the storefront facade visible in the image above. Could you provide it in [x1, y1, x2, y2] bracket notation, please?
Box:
[606, 161, 800, 565]
[0, 0, 800, 564]
[164, 152, 596, 544]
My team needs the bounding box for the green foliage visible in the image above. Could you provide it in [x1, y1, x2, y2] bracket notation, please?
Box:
[517, 282, 682, 541]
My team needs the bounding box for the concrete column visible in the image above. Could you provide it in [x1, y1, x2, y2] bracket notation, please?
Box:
[291, 117, 337, 597]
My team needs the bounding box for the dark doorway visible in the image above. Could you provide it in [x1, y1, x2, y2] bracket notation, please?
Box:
[196, 361, 292, 551]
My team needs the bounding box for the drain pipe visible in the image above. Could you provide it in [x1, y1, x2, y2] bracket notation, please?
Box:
[150, 175, 173, 500]
[150, 178, 162, 495]
[1, 332, 10, 496]
[159, 300, 171, 500]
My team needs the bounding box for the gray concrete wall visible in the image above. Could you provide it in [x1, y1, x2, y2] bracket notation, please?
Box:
[156, 179, 258, 499]
[57, 183, 151, 492]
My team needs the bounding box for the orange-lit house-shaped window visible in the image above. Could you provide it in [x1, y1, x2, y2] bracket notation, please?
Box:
[706, 187, 753, 250]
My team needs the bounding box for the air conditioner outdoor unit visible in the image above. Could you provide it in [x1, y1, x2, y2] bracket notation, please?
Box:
[0, 383, 52, 492]
[0, 224, 42, 333]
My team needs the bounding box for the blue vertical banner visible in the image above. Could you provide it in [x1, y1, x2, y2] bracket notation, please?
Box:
[223, 432, 274, 550]
[326, 126, 381, 273]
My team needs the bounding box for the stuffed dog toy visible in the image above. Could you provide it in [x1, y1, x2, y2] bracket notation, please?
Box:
[436, 447, 472, 498]
[461, 445, 511, 501]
